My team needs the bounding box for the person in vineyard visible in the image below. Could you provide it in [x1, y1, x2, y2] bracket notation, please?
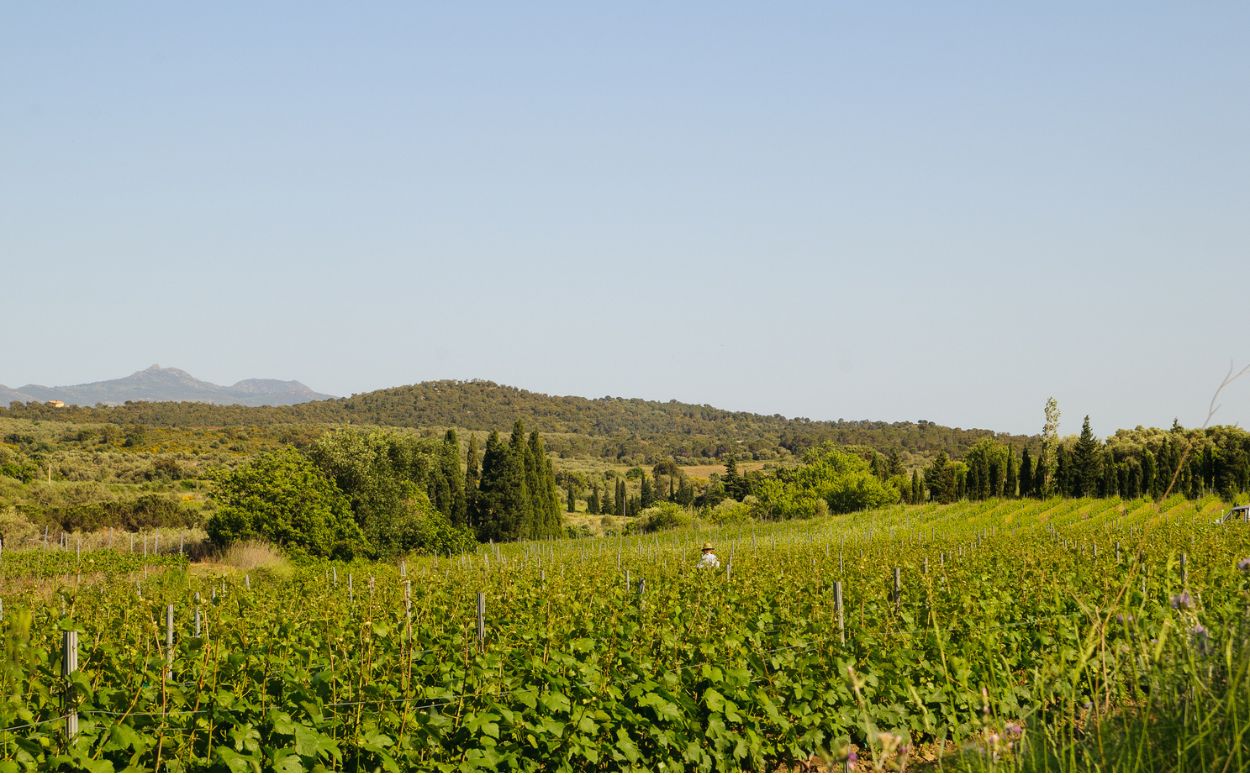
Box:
[697, 541, 720, 569]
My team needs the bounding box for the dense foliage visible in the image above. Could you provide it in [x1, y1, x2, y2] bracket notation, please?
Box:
[472, 423, 562, 542]
[206, 448, 364, 558]
[1, 379, 1026, 464]
[2, 497, 1249, 771]
[921, 418, 1250, 504]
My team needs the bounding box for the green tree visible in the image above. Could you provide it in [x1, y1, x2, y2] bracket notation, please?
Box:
[1040, 397, 1061, 497]
[207, 447, 364, 558]
[640, 472, 654, 508]
[1005, 447, 1018, 498]
[307, 428, 474, 556]
[925, 452, 957, 503]
[1072, 415, 1102, 497]
[465, 434, 481, 527]
[1019, 448, 1034, 497]
[441, 430, 468, 526]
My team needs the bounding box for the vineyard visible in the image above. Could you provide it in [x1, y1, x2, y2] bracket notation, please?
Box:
[2, 496, 1250, 772]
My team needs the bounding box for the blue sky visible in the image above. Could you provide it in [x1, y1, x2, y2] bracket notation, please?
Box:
[3, 2, 1248, 435]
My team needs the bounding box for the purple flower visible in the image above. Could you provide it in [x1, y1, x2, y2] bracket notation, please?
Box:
[846, 749, 858, 763]
[1171, 592, 1193, 610]
[1238, 558, 1250, 572]
[1005, 722, 1023, 738]
[1191, 624, 1213, 655]
[1115, 614, 1133, 625]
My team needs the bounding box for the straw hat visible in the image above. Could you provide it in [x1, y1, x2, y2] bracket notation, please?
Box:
[701, 542, 715, 552]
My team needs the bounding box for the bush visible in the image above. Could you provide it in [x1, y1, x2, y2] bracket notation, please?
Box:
[626, 502, 693, 534]
[0, 506, 39, 546]
[207, 448, 366, 558]
[752, 444, 898, 519]
[705, 498, 752, 525]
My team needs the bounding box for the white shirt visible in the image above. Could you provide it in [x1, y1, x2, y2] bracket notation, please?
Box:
[698, 551, 721, 569]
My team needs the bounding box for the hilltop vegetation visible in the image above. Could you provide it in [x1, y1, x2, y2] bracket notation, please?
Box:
[1, 379, 1026, 464]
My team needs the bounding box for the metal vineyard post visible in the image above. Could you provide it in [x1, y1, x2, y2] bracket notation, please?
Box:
[835, 581, 845, 645]
[63, 630, 79, 743]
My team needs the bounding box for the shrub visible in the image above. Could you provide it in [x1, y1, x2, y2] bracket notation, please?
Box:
[705, 498, 752, 525]
[626, 501, 693, 534]
[207, 447, 366, 558]
[0, 506, 39, 546]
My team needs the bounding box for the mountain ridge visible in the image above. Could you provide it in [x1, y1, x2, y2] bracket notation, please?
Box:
[0, 365, 334, 407]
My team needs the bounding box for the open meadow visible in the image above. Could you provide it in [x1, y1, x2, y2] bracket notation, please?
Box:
[2, 496, 1249, 771]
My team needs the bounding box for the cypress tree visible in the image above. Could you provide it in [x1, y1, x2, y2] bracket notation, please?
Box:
[1055, 446, 1069, 497]
[967, 463, 981, 501]
[724, 456, 741, 500]
[1127, 462, 1141, 499]
[465, 434, 481, 527]
[1072, 416, 1101, 497]
[567, 482, 576, 513]
[588, 483, 600, 515]
[1005, 448, 1018, 498]
[507, 422, 533, 539]
[925, 452, 956, 503]
[911, 470, 921, 503]
[442, 430, 468, 526]
[529, 431, 561, 537]
[1033, 453, 1048, 498]
[475, 431, 508, 540]
[616, 478, 627, 516]
[1100, 449, 1118, 497]
[640, 473, 654, 508]
[1019, 449, 1033, 498]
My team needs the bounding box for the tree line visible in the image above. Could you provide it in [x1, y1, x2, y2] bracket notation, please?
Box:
[914, 408, 1250, 504]
[207, 421, 563, 557]
[1, 379, 1026, 464]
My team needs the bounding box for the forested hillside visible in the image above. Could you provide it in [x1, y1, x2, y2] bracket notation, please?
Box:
[1, 379, 1025, 464]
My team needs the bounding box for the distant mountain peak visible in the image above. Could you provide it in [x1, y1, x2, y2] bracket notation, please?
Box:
[3, 366, 335, 407]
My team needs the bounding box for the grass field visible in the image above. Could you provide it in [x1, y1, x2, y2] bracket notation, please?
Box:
[2, 496, 1249, 771]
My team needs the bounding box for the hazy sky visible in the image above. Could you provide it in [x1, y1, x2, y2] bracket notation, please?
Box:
[4, 2, 1248, 436]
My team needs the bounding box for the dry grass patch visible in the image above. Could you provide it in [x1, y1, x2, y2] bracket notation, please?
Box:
[209, 540, 292, 575]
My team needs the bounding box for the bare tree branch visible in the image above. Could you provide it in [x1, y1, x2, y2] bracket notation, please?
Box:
[1158, 361, 1250, 505]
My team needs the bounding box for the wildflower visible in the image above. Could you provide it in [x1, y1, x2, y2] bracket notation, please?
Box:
[1171, 592, 1193, 610]
[1115, 613, 1133, 625]
[1238, 558, 1250, 571]
[1191, 624, 1212, 655]
[846, 749, 858, 764]
[1005, 722, 1023, 738]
